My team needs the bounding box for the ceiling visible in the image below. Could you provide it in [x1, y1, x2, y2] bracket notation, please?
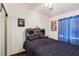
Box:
[28, 3, 79, 17]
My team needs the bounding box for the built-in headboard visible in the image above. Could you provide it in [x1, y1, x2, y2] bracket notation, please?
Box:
[25, 28, 45, 36]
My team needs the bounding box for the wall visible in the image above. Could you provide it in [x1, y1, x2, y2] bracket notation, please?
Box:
[4, 3, 50, 55]
[49, 9, 79, 40]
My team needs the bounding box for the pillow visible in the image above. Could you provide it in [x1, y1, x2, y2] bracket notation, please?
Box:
[39, 34, 48, 38]
[27, 34, 40, 41]
[28, 30, 33, 35]
[39, 34, 45, 38]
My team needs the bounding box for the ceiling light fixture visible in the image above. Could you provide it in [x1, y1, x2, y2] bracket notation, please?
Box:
[45, 3, 53, 8]
[44, 3, 53, 10]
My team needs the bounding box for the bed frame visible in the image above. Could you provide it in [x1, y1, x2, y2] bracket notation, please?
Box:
[25, 27, 45, 39]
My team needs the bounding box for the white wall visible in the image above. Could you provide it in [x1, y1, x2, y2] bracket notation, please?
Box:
[5, 4, 30, 55]
[49, 9, 79, 40]
[4, 3, 49, 55]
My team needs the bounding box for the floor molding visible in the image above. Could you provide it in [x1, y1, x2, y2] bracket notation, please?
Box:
[10, 51, 28, 56]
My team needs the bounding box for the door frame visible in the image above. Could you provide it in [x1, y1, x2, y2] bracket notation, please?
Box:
[0, 3, 8, 56]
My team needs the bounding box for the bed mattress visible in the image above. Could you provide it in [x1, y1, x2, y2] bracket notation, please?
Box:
[23, 37, 79, 56]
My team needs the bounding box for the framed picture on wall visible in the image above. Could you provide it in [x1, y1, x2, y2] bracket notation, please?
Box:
[51, 21, 57, 31]
[18, 18, 25, 27]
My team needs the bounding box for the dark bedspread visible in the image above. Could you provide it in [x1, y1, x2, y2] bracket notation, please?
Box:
[23, 38, 79, 56]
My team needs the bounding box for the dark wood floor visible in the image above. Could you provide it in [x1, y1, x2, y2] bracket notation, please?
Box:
[11, 51, 28, 56]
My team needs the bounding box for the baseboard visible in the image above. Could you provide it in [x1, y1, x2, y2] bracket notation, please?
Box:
[10, 51, 27, 56]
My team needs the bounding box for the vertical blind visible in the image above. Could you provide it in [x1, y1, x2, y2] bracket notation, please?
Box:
[58, 15, 79, 45]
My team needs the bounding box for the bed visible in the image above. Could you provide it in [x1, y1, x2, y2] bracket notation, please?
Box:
[23, 28, 79, 56]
